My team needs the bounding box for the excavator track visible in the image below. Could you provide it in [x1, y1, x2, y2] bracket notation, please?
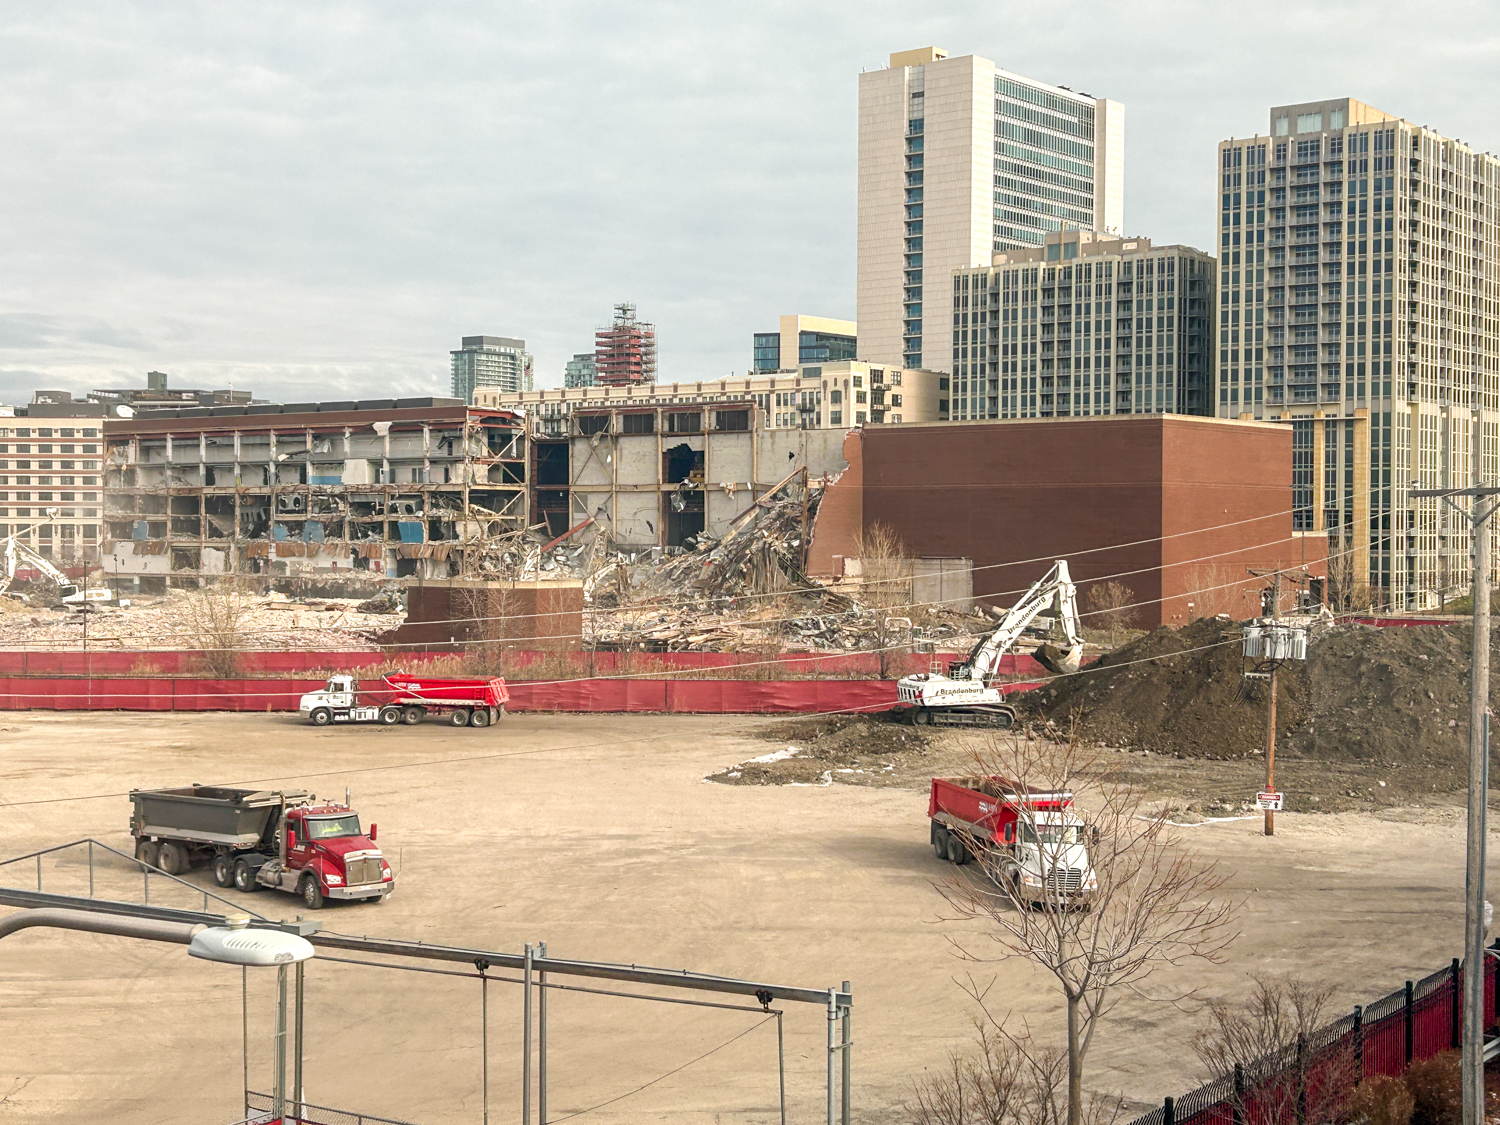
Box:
[910, 705, 1016, 729]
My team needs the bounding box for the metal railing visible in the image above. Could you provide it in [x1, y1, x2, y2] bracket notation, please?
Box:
[0, 837, 266, 920]
[243, 1091, 421, 1125]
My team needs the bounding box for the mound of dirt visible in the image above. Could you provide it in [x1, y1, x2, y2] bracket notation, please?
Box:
[1024, 618, 1486, 770]
[708, 715, 937, 786]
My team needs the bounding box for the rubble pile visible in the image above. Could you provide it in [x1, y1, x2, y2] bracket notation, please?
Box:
[0, 590, 404, 651]
[1025, 616, 1490, 769]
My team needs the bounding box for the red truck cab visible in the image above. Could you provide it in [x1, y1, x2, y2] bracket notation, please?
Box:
[281, 803, 392, 907]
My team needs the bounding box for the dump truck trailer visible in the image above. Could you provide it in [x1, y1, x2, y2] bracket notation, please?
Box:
[129, 785, 393, 909]
[298, 672, 508, 728]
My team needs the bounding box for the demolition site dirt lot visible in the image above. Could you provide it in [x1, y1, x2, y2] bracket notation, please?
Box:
[0, 711, 1490, 1124]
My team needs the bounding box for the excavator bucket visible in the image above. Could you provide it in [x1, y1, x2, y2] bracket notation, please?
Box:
[1033, 643, 1083, 676]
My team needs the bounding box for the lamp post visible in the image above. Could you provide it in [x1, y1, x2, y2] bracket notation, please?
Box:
[0, 909, 315, 1123]
[191, 922, 316, 1122]
[1412, 470, 1499, 1125]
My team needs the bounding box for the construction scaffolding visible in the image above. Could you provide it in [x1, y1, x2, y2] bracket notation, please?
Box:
[593, 303, 657, 387]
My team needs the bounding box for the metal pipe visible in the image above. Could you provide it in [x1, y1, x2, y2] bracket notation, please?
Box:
[777, 1011, 787, 1125]
[294, 960, 305, 1123]
[274, 962, 288, 1122]
[826, 988, 838, 1125]
[481, 966, 490, 1125]
[87, 840, 93, 898]
[538, 941, 547, 1125]
[308, 932, 849, 1007]
[0, 908, 205, 945]
[841, 980, 851, 1125]
[243, 966, 250, 1121]
[523, 943, 534, 1125]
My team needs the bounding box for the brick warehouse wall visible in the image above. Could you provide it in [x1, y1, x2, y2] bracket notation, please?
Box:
[380, 579, 584, 650]
[808, 416, 1323, 628]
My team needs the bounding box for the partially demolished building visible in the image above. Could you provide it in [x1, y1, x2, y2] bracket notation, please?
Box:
[101, 398, 528, 590]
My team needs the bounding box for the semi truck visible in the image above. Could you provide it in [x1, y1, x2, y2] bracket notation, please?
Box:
[298, 672, 509, 728]
[129, 785, 393, 909]
[928, 775, 1097, 908]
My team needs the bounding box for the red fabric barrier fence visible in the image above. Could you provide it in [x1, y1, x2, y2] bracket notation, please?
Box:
[0, 648, 1028, 678]
[0, 676, 899, 715]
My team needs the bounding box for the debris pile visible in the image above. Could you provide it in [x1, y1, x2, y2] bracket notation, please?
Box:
[0, 590, 404, 651]
[1024, 617, 1490, 768]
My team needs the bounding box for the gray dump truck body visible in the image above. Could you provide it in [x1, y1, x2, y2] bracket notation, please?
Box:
[129, 785, 312, 849]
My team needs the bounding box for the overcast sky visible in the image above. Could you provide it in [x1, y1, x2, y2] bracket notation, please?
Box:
[0, 1, 1495, 405]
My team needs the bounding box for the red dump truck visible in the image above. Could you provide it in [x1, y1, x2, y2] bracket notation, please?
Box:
[928, 775, 1098, 907]
[298, 672, 509, 728]
[129, 785, 393, 909]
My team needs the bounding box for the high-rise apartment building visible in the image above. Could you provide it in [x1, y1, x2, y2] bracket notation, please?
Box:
[564, 353, 597, 388]
[857, 47, 1124, 373]
[953, 229, 1215, 419]
[753, 315, 858, 372]
[1216, 98, 1500, 609]
[0, 393, 107, 564]
[450, 336, 533, 402]
[594, 303, 657, 386]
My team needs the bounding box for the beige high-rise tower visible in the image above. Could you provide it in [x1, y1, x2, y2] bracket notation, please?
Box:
[857, 47, 1124, 379]
[1215, 98, 1500, 609]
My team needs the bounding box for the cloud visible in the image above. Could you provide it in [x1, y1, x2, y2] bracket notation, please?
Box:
[0, 1, 1491, 401]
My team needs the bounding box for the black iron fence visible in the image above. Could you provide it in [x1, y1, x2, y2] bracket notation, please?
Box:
[1129, 945, 1499, 1125]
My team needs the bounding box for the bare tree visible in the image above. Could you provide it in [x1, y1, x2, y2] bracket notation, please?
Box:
[1081, 581, 1133, 641]
[1192, 974, 1352, 1125]
[183, 578, 253, 678]
[852, 521, 914, 678]
[936, 733, 1239, 1125]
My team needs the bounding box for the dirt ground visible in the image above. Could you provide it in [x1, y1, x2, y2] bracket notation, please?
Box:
[0, 712, 1492, 1125]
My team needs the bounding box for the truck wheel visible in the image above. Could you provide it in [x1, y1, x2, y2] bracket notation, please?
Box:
[378, 706, 400, 725]
[233, 858, 260, 893]
[310, 707, 332, 727]
[300, 874, 325, 910]
[449, 708, 471, 727]
[469, 708, 490, 728]
[135, 840, 160, 871]
[402, 705, 424, 725]
[212, 853, 235, 888]
[157, 842, 186, 876]
[946, 835, 970, 865]
[933, 827, 949, 861]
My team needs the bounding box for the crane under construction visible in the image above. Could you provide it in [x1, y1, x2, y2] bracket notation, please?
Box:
[594, 302, 657, 386]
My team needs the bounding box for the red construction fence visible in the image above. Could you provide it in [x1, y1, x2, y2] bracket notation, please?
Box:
[1133, 952, 1497, 1125]
[0, 676, 912, 715]
[0, 649, 1039, 679]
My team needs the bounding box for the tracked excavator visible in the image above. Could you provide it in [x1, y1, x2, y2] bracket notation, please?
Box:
[0, 510, 121, 608]
[895, 560, 1083, 727]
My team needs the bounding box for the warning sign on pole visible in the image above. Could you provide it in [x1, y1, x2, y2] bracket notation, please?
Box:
[1256, 792, 1283, 811]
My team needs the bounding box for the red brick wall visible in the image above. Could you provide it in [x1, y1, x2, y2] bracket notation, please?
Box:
[807, 430, 864, 577]
[814, 417, 1318, 628]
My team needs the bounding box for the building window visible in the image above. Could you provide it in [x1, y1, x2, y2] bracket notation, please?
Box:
[830, 411, 842, 426]
[855, 411, 867, 424]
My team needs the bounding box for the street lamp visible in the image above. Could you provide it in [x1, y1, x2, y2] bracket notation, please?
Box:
[0, 908, 314, 1123]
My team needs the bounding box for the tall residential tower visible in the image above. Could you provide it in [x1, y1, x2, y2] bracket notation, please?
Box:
[1216, 98, 1500, 609]
[450, 336, 533, 402]
[857, 47, 1124, 375]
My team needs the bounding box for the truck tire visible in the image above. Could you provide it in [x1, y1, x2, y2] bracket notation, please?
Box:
[449, 708, 471, 727]
[135, 840, 160, 871]
[378, 706, 400, 725]
[469, 708, 490, 728]
[157, 841, 187, 876]
[212, 853, 235, 888]
[300, 874, 325, 910]
[946, 835, 969, 865]
[402, 705, 424, 725]
[310, 707, 332, 727]
[233, 858, 260, 893]
[932, 826, 949, 861]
